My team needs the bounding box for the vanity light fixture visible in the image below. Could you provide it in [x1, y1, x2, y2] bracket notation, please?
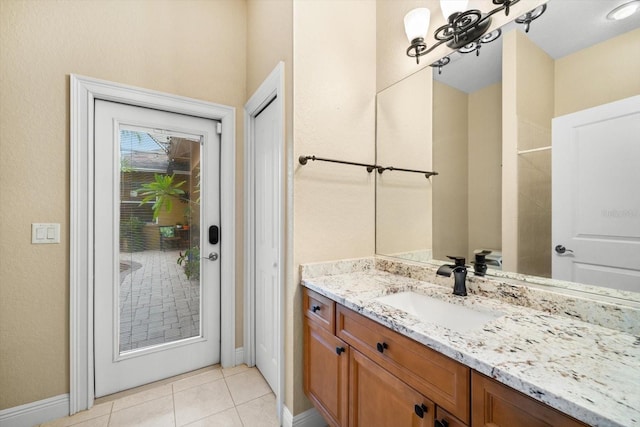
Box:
[404, 8, 431, 64]
[458, 28, 502, 57]
[405, 0, 546, 65]
[426, 4, 546, 74]
[515, 4, 547, 32]
[431, 56, 451, 75]
[607, 0, 640, 20]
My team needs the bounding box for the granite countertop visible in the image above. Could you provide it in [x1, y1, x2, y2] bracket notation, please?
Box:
[300, 259, 640, 427]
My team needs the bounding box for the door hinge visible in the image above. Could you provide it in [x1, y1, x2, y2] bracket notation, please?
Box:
[216, 122, 222, 135]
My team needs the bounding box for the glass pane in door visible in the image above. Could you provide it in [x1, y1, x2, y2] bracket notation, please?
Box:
[119, 129, 201, 353]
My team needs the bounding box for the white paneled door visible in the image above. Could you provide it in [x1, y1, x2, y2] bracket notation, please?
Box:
[552, 95, 640, 292]
[254, 98, 280, 393]
[94, 100, 221, 397]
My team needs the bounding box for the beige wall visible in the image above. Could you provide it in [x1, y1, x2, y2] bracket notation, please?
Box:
[376, 68, 433, 257]
[468, 82, 502, 261]
[555, 28, 640, 117]
[512, 32, 554, 277]
[0, 0, 246, 410]
[432, 81, 468, 260]
[503, 30, 554, 272]
[292, 0, 377, 414]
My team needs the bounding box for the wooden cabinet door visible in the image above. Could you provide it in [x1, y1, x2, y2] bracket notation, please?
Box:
[337, 305, 470, 423]
[472, 372, 587, 427]
[304, 318, 349, 427]
[350, 349, 435, 427]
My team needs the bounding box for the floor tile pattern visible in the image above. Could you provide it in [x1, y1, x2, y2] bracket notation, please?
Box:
[40, 365, 279, 427]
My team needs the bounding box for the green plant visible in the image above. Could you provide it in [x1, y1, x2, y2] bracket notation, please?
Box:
[137, 173, 187, 221]
[177, 246, 200, 280]
[120, 216, 145, 252]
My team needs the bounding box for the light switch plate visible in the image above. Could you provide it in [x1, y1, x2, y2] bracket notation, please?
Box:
[32, 223, 60, 244]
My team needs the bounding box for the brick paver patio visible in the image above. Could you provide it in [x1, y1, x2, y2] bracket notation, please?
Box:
[118, 249, 200, 352]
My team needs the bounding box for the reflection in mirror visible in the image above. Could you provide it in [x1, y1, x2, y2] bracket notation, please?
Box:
[376, 69, 433, 262]
[375, 0, 640, 296]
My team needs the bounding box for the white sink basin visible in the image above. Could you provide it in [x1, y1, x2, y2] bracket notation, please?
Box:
[374, 291, 503, 333]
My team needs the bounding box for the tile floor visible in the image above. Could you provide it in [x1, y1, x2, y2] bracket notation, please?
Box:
[40, 365, 279, 427]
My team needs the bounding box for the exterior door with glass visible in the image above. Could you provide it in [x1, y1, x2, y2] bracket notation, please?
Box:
[94, 99, 221, 397]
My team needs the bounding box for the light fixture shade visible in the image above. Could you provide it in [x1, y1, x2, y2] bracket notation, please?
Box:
[404, 8, 431, 42]
[607, 0, 640, 20]
[440, 0, 469, 20]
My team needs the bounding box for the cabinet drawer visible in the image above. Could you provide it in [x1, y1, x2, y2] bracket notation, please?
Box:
[337, 305, 470, 424]
[303, 289, 335, 333]
[472, 372, 588, 427]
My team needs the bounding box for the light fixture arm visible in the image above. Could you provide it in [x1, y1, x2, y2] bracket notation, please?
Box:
[407, 0, 530, 62]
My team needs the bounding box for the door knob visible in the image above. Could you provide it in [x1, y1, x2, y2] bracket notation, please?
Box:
[203, 252, 219, 261]
[555, 245, 574, 254]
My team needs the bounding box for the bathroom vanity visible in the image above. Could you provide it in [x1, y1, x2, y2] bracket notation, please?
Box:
[301, 258, 640, 427]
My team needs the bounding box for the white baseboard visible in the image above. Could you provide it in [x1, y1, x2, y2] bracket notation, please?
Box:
[235, 346, 244, 365]
[0, 394, 69, 427]
[282, 405, 326, 427]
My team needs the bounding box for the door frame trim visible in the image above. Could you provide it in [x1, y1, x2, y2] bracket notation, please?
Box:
[70, 74, 236, 414]
[243, 62, 285, 421]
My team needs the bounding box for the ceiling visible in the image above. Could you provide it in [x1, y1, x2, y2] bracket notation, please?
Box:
[433, 0, 640, 93]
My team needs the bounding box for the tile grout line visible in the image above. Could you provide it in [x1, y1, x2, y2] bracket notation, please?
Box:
[225, 376, 247, 427]
[106, 401, 114, 427]
[172, 383, 178, 427]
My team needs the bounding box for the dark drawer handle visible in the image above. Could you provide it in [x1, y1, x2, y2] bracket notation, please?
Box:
[414, 403, 428, 418]
[435, 419, 449, 427]
[311, 305, 321, 313]
[376, 342, 388, 353]
[336, 347, 345, 355]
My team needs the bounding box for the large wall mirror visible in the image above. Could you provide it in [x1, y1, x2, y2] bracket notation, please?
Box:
[376, 0, 640, 300]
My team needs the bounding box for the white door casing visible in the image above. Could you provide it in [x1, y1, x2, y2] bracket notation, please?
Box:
[254, 98, 280, 393]
[244, 62, 285, 422]
[93, 100, 220, 397]
[70, 75, 235, 413]
[552, 95, 640, 291]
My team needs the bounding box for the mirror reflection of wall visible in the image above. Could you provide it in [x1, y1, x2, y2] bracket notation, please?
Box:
[432, 68, 502, 267]
[376, 69, 433, 262]
[375, 0, 640, 290]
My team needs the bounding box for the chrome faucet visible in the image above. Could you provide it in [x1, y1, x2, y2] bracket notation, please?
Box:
[436, 256, 467, 296]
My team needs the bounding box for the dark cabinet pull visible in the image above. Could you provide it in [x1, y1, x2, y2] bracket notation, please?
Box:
[435, 419, 449, 427]
[414, 403, 428, 418]
[335, 347, 345, 355]
[311, 305, 321, 313]
[376, 342, 388, 353]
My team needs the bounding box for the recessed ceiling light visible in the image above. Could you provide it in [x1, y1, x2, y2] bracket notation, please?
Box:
[607, 0, 640, 20]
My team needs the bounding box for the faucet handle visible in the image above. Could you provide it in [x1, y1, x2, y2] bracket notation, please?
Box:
[446, 255, 466, 267]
